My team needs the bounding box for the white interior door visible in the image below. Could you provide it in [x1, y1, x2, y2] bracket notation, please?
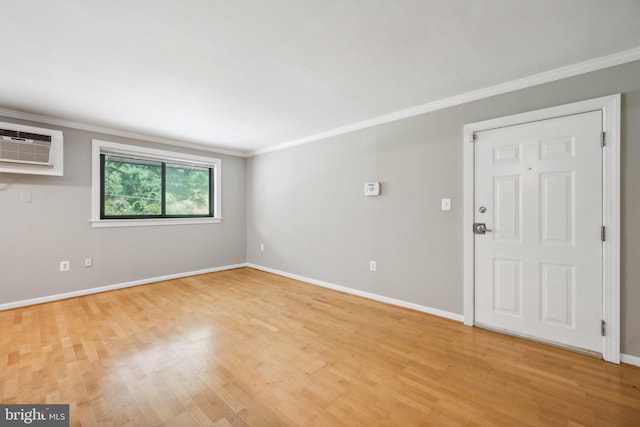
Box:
[474, 111, 603, 353]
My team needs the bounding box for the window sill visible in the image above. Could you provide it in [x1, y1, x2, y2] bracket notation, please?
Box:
[90, 217, 222, 228]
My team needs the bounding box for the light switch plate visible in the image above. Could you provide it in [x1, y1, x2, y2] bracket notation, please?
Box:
[441, 198, 451, 211]
[20, 192, 32, 203]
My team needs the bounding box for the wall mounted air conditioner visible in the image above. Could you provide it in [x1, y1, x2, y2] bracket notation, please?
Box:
[0, 121, 63, 176]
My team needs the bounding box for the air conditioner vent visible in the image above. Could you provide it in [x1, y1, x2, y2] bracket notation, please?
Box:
[0, 122, 63, 175]
[1, 134, 52, 166]
[0, 129, 52, 142]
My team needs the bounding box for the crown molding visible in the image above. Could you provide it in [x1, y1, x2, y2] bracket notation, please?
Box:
[1, 46, 639, 159]
[0, 108, 249, 158]
[250, 46, 640, 156]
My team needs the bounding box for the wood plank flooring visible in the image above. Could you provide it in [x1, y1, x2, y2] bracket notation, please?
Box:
[1, 267, 639, 426]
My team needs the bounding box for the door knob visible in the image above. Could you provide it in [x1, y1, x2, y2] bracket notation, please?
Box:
[473, 223, 492, 234]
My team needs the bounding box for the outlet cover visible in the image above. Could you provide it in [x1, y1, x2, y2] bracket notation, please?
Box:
[364, 182, 380, 196]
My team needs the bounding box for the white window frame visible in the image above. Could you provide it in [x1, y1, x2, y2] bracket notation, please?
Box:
[91, 139, 222, 228]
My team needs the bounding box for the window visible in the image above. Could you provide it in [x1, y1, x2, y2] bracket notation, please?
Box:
[92, 140, 221, 227]
[101, 155, 213, 218]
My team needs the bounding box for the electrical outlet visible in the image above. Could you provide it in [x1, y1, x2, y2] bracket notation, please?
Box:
[260, 243, 264, 251]
[370, 260, 377, 271]
[59, 261, 70, 272]
[84, 257, 92, 268]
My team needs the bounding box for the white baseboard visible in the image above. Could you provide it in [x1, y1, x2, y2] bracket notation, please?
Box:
[621, 353, 640, 367]
[0, 263, 248, 311]
[247, 263, 464, 322]
[5, 262, 635, 364]
[247, 264, 640, 364]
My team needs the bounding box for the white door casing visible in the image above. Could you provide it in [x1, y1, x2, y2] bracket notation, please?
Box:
[463, 94, 621, 363]
[474, 111, 602, 353]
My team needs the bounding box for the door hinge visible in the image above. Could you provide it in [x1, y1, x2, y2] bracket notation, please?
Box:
[471, 133, 477, 143]
[601, 131, 606, 147]
[601, 226, 606, 242]
[601, 319, 606, 337]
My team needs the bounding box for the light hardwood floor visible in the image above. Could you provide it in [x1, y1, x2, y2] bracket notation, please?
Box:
[1, 267, 639, 426]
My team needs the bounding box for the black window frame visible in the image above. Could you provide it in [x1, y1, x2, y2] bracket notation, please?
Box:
[100, 153, 215, 220]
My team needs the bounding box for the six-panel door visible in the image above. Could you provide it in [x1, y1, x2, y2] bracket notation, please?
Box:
[474, 111, 603, 353]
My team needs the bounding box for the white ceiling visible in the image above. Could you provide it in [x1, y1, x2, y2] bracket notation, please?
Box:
[1, 1, 640, 155]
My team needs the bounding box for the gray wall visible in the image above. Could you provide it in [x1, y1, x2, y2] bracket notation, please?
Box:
[0, 120, 246, 304]
[246, 60, 640, 357]
[1, 61, 638, 358]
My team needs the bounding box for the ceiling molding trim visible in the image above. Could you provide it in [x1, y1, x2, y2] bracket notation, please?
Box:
[0, 108, 249, 158]
[251, 46, 640, 157]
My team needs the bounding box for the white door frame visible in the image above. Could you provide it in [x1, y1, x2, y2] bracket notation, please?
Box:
[463, 94, 621, 363]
